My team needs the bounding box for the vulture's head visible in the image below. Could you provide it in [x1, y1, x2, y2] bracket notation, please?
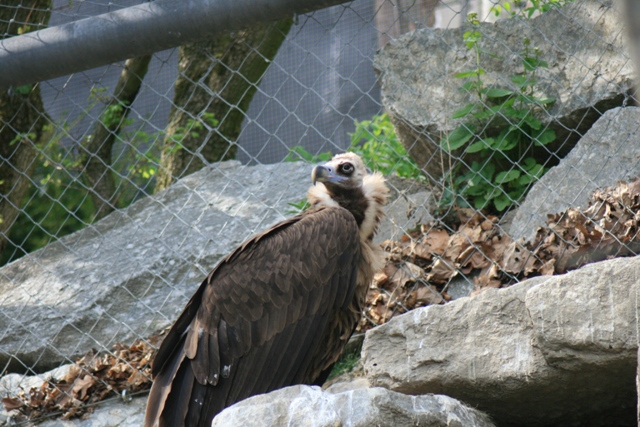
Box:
[311, 152, 367, 190]
[308, 152, 388, 239]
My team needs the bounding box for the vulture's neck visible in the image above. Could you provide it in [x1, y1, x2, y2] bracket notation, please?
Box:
[307, 172, 388, 242]
[308, 171, 388, 306]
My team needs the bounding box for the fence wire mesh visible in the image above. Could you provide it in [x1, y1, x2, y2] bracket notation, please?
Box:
[1, 0, 639, 422]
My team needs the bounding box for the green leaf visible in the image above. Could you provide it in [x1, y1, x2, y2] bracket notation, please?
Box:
[523, 114, 542, 130]
[465, 140, 488, 153]
[530, 164, 546, 177]
[479, 162, 495, 180]
[519, 164, 547, 185]
[455, 70, 478, 79]
[473, 196, 489, 210]
[496, 133, 519, 151]
[472, 108, 494, 120]
[521, 157, 537, 170]
[459, 81, 481, 92]
[494, 194, 511, 211]
[523, 57, 541, 71]
[466, 183, 488, 196]
[442, 126, 474, 151]
[532, 96, 555, 105]
[495, 169, 521, 184]
[14, 84, 33, 95]
[511, 74, 535, 88]
[485, 88, 513, 98]
[534, 128, 556, 145]
[452, 103, 476, 119]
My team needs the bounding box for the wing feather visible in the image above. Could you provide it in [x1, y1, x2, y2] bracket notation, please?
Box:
[145, 207, 360, 427]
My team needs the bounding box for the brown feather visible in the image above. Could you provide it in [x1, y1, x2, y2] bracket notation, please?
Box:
[145, 153, 388, 427]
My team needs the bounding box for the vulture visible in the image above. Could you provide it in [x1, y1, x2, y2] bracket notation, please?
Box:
[144, 152, 389, 427]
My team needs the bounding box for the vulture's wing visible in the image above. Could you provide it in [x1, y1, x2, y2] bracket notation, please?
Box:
[145, 206, 360, 427]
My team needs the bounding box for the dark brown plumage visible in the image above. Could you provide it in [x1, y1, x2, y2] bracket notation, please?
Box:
[144, 153, 388, 427]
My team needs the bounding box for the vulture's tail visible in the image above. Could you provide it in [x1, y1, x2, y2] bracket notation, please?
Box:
[144, 337, 232, 427]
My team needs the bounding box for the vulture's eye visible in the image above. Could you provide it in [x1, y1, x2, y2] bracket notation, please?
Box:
[338, 163, 354, 175]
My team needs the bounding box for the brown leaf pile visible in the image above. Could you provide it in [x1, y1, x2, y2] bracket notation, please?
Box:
[2, 338, 158, 421]
[358, 179, 640, 331]
[501, 179, 640, 277]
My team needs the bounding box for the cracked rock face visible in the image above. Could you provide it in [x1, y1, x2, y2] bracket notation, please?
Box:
[362, 256, 640, 426]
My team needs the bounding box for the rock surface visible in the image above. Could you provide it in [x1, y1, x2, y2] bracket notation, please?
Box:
[509, 106, 640, 240]
[211, 385, 495, 427]
[37, 397, 146, 427]
[362, 256, 640, 427]
[0, 160, 431, 374]
[0, 161, 312, 373]
[375, 0, 632, 181]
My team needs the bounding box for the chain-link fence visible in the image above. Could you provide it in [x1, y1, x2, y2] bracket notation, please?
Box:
[1, 0, 638, 422]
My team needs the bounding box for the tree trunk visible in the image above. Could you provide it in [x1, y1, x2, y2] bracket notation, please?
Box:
[0, 1, 52, 259]
[155, 18, 292, 191]
[81, 54, 152, 221]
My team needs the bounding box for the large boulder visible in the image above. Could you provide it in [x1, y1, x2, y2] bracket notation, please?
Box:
[0, 161, 312, 373]
[362, 256, 640, 426]
[509, 106, 640, 240]
[211, 384, 495, 427]
[375, 0, 632, 182]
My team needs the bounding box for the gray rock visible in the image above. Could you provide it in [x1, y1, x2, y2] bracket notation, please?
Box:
[0, 161, 312, 373]
[377, 190, 433, 244]
[0, 364, 72, 398]
[443, 273, 475, 300]
[36, 396, 146, 427]
[0, 368, 145, 426]
[0, 365, 73, 424]
[362, 257, 640, 426]
[376, 176, 433, 244]
[211, 385, 495, 427]
[509, 106, 640, 240]
[375, 0, 632, 181]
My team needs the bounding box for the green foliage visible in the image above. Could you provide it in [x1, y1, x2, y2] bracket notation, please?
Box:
[1, 127, 95, 265]
[440, 13, 558, 213]
[169, 112, 219, 148]
[101, 102, 127, 128]
[284, 113, 426, 214]
[3, 108, 219, 266]
[285, 199, 311, 215]
[349, 113, 424, 181]
[13, 84, 33, 96]
[286, 114, 423, 181]
[490, 0, 574, 18]
[327, 350, 360, 381]
[284, 146, 333, 163]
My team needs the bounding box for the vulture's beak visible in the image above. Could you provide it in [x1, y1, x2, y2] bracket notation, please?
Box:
[312, 165, 348, 186]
